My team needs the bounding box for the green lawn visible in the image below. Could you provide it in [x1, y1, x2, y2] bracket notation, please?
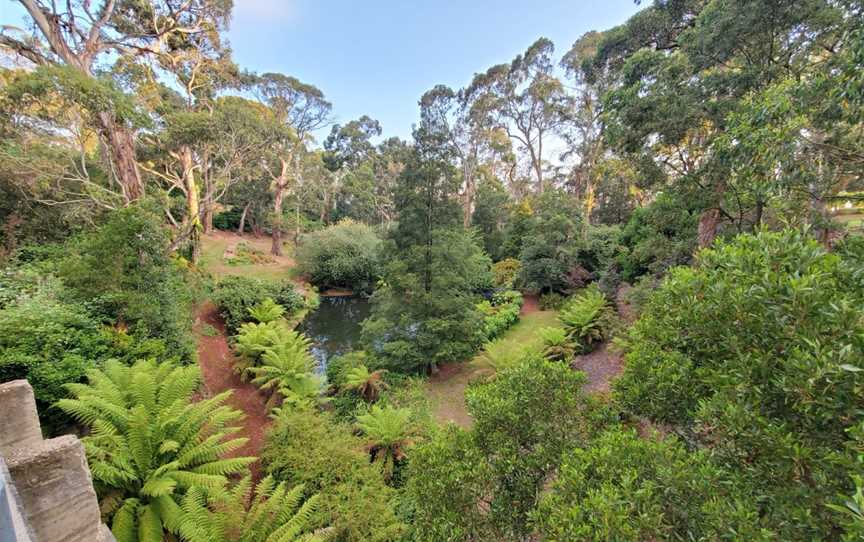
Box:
[425, 308, 559, 427]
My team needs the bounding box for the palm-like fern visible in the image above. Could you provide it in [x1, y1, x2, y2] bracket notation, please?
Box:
[235, 321, 285, 374]
[558, 287, 615, 353]
[56, 359, 255, 542]
[355, 405, 414, 480]
[538, 326, 576, 362]
[248, 298, 286, 324]
[179, 475, 330, 542]
[246, 330, 322, 410]
[343, 365, 388, 402]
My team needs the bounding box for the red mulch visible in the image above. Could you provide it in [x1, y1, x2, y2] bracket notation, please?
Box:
[195, 302, 271, 479]
[521, 293, 540, 315]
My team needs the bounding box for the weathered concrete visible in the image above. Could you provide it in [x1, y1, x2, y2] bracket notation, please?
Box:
[0, 380, 42, 457]
[6, 436, 103, 542]
[1, 455, 35, 542]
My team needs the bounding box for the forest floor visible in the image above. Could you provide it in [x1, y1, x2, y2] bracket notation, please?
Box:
[200, 230, 298, 281]
[194, 301, 272, 479]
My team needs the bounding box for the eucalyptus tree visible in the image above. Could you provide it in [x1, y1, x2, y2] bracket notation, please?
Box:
[322, 115, 381, 224]
[251, 73, 332, 255]
[466, 37, 571, 194]
[1, 0, 235, 204]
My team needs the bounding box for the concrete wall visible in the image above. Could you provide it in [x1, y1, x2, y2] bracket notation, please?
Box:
[0, 380, 113, 542]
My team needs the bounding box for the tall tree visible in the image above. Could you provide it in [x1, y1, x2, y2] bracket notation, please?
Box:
[1, 0, 233, 204]
[467, 38, 571, 194]
[252, 73, 331, 255]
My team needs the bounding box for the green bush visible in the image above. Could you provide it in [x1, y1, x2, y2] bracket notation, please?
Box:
[212, 276, 304, 335]
[478, 290, 523, 341]
[535, 428, 769, 541]
[491, 258, 521, 288]
[263, 407, 404, 541]
[539, 291, 565, 310]
[295, 220, 383, 293]
[558, 286, 616, 353]
[614, 229, 864, 538]
[59, 206, 195, 359]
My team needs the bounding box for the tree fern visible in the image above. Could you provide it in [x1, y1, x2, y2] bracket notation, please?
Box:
[343, 365, 388, 402]
[558, 286, 616, 353]
[56, 359, 255, 542]
[248, 298, 286, 324]
[355, 405, 414, 480]
[246, 329, 322, 410]
[180, 476, 330, 542]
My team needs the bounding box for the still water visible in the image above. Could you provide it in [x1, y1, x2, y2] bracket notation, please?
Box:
[298, 295, 371, 372]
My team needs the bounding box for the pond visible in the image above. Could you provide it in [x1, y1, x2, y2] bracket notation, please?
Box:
[298, 295, 371, 372]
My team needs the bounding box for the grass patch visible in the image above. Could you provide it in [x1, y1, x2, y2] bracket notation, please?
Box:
[425, 308, 559, 427]
[199, 233, 296, 282]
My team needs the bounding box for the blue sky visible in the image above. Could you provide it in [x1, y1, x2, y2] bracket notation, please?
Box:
[229, 0, 642, 140]
[2, 1, 643, 140]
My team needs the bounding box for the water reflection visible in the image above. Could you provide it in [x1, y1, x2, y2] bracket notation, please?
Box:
[297, 295, 371, 372]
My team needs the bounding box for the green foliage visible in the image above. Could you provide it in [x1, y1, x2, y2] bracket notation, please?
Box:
[558, 286, 616, 353]
[263, 408, 404, 541]
[614, 229, 864, 537]
[343, 364, 388, 403]
[179, 476, 328, 542]
[56, 359, 255, 542]
[538, 326, 575, 362]
[295, 220, 383, 293]
[478, 290, 522, 341]
[59, 206, 195, 359]
[355, 405, 414, 481]
[246, 329, 321, 410]
[405, 356, 611, 539]
[213, 276, 304, 335]
[616, 191, 701, 281]
[538, 291, 565, 310]
[362, 229, 490, 373]
[535, 428, 770, 541]
[248, 298, 286, 323]
[491, 258, 521, 288]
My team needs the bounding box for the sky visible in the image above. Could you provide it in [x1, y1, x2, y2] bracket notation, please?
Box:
[1, 1, 644, 140]
[229, 0, 642, 140]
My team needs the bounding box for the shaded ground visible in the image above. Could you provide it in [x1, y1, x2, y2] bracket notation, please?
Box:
[195, 301, 271, 478]
[426, 309, 559, 428]
[200, 231, 298, 282]
[571, 285, 634, 394]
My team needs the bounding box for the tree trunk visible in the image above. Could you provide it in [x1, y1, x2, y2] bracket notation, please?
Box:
[271, 187, 285, 256]
[237, 202, 250, 235]
[97, 112, 143, 204]
[697, 208, 721, 249]
[462, 165, 476, 229]
[181, 146, 201, 264]
[202, 173, 215, 234]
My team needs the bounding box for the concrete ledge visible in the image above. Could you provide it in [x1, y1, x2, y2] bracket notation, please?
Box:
[0, 380, 43, 456]
[7, 436, 103, 542]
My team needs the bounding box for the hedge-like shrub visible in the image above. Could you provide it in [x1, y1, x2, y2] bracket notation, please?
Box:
[478, 290, 523, 341]
[295, 220, 383, 293]
[212, 276, 304, 334]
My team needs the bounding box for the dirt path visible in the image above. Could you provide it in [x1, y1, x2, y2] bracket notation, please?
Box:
[521, 293, 540, 315]
[195, 301, 270, 478]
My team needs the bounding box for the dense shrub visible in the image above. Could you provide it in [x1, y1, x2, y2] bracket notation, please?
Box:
[295, 220, 383, 293]
[263, 407, 404, 541]
[616, 191, 700, 281]
[535, 428, 769, 541]
[614, 230, 864, 538]
[404, 355, 612, 539]
[212, 276, 304, 335]
[491, 258, 521, 288]
[539, 291, 565, 310]
[59, 205, 195, 358]
[477, 290, 523, 341]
